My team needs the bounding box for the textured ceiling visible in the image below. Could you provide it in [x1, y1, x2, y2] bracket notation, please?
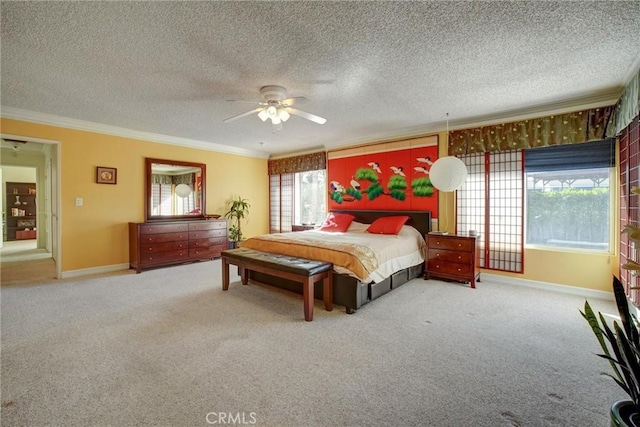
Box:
[1, 1, 639, 157]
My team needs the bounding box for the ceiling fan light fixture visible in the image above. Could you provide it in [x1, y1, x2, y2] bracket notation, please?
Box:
[278, 108, 290, 122]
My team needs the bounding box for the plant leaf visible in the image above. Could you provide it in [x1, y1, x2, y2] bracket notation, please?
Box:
[614, 276, 640, 347]
[615, 322, 640, 404]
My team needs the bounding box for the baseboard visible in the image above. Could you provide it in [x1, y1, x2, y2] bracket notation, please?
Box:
[61, 263, 130, 279]
[482, 273, 613, 302]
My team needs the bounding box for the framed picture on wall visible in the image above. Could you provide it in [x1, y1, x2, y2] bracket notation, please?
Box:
[96, 166, 117, 184]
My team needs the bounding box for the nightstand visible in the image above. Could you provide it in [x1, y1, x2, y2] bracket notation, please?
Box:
[424, 232, 480, 288]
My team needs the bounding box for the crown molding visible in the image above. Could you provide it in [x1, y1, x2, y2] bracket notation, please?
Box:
[0, 107, 270, 159]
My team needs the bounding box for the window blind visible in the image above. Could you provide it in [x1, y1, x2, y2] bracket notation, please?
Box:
[524, 138, 615, 172]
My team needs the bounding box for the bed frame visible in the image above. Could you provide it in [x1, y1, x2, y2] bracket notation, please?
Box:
[248, 210, 432, 314]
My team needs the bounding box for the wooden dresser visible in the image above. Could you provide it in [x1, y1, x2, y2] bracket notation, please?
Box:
[424, 233, 480, 288]
[129, 219, 227, 273]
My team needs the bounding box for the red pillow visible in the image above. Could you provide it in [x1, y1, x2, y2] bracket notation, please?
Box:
[366, 216, 410, 235]
[319, 213, 355, 232]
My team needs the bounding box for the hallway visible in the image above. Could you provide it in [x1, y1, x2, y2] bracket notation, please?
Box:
[1, 240, 56, 285]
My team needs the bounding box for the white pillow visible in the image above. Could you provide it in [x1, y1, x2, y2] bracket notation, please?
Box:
[346, 221, 369, 232]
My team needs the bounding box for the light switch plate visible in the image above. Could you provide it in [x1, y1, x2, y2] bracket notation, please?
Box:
[75, 197, 83, 207]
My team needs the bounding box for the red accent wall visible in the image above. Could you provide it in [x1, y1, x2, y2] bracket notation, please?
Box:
[328, 143, 439, 217]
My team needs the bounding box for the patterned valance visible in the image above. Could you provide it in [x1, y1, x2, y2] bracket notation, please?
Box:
[151, 173, 194, 185]
[151, 174, 173, 185]
[614, 67, 640, 135]
[268, 151, 327, 175]
[173, 173, 194, 185]
[447, 105, 616, 155]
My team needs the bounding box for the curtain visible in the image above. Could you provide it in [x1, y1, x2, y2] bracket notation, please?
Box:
[614, 68, 640, 135]
[173, 173, 194, 185]
[268, 152, 326, 175]
[524, 138, 615, 172]
[448, 106, 616, 155]
[457, 151, 524, 273]
[151, 174, 173, 185]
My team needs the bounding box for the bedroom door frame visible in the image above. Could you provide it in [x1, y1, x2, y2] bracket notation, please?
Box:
[1, 133, 62, 279]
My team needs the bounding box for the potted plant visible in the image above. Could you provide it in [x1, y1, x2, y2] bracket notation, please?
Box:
[582, 275, 640, 426]
[224, 196, 250, 248]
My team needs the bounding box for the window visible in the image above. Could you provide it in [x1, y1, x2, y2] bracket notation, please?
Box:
[152, 183, 195, 215]
[457, 151, 523, 273]
[270, 170, 327, 233]
[294, 170, 326, 226]
[525, 139, 615, 252]
[268, 152, 327, 233]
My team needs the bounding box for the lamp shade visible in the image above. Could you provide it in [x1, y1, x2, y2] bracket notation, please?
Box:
[175, 183, 192, 198]
[429, 156, 468, 192]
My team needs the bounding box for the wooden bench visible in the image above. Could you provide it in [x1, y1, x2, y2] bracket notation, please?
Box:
[221, 248, 333, 321]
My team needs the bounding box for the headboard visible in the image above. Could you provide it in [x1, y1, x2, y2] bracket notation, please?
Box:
[330, 209, 432, 237]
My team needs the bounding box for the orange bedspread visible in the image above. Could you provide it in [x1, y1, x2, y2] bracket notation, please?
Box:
[239, 232, 378, 281]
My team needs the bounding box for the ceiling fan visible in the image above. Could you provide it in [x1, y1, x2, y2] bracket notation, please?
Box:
[223, 85, 327, 129]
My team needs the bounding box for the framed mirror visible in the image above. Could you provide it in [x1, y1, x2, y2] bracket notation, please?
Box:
[145, 157, 206, 221]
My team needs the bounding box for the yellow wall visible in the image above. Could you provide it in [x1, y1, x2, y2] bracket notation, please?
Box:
[1, 118, 269, 272]
[1, 118, 618, 292]
[436, 131, 619, 293]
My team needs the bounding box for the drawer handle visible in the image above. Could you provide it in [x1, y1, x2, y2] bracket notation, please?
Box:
[457, 268, 461, 271]
[458, 256, 462, 260]
[436, 253, 440, 257]
[436, 241, 440, 245]
[148, 248, 153, 251]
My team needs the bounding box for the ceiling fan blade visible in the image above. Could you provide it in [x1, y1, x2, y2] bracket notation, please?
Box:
[288, 107, 327, 125]
[227, 99, 267, 105]
[223, 107, 263, 123]
[281, 96, 308, 106]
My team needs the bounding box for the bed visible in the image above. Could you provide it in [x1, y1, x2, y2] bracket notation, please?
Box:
[240, 210, 431, 314]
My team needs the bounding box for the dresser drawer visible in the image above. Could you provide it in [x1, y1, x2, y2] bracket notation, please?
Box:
[189, 236, 227, 248]
[189, 229, 226, 240]
[189, 220, 227, 231]
[429, 236, 474, 251]
[428, 248, 473, 264]
[139, 249, 189, 266]
[141, 241, 188, 253]
[189, 247, 219, 259]
[139, 223, 189, 235]
[427, 260, 473, 276]
[139, 232, 188, 244]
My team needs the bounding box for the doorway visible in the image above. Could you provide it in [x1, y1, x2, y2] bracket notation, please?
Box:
[0, 135, 61, 283]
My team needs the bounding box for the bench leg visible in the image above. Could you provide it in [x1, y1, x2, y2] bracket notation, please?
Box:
[303, 277, 314, 321]
[240, 267, 249, 285]
[323, 273, 333, 312]
[222, 258, 230, 291]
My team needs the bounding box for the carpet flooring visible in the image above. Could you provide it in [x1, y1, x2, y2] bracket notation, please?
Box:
[0, 259, 623, 426]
